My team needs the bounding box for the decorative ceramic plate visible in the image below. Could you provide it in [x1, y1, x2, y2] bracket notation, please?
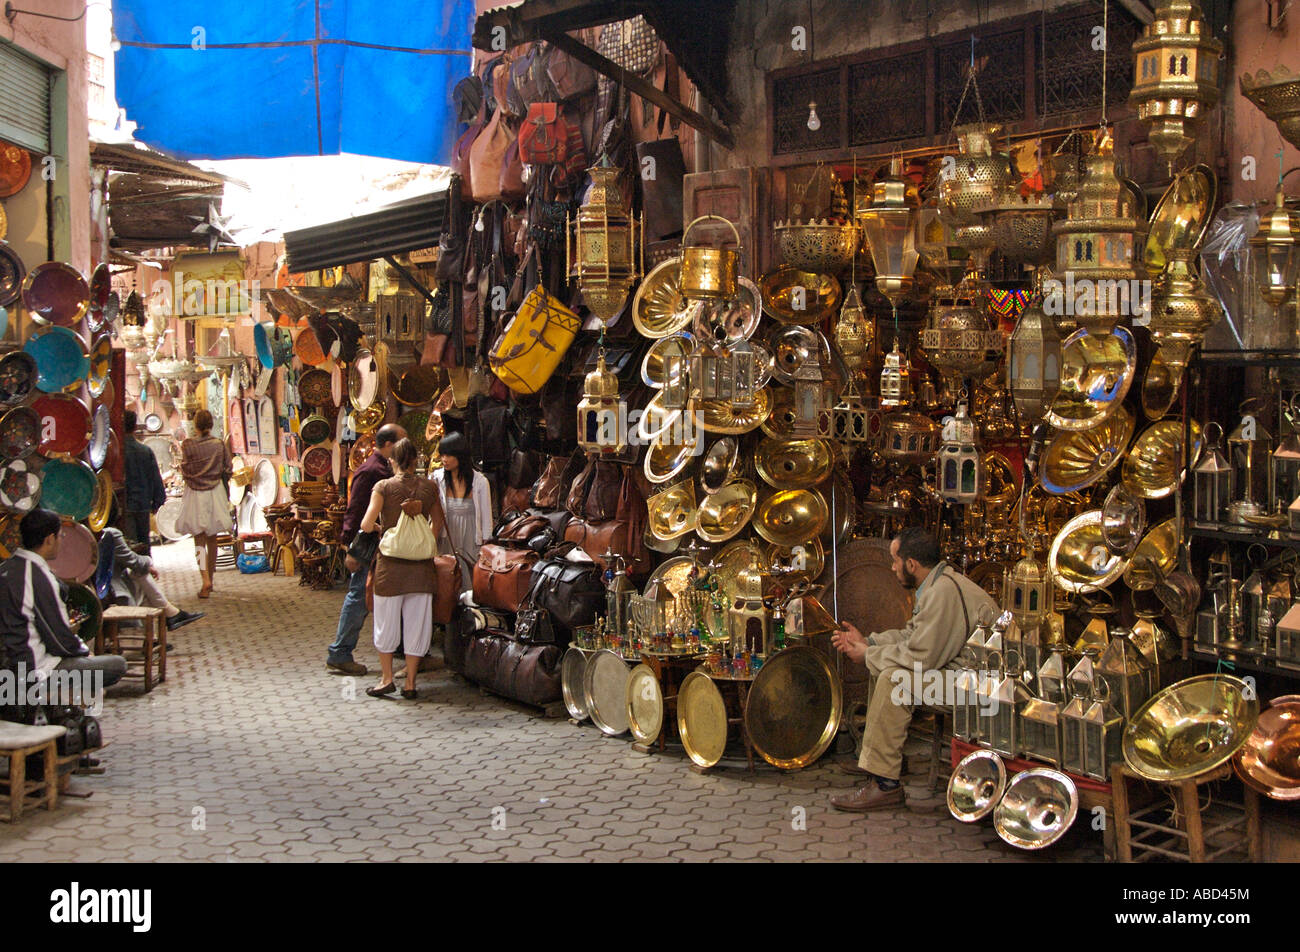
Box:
[87, 470, 113, 533]
[300, 414, 332, 446]
[298, 368, 333, 407]
[0, 405, 39, 459]
[294, 327, 327, 366]
[87, 334, 112, 398]
[0, 241, 26, 308]
[0, 351, 37, 406]
[33, 393, 91, 457]
[21, 262, 89, 326]
[88, 403, 110, 471]
[24, 326, 90, 393]
[252, 458, 278, 507]
[39, 458, 98, 521]
[302, 444, 333, 479]
[49, 521, 97, 583]
[0, 458, 40, 511]
[87, 263, 111, 332]
[0, 145, 32, 198]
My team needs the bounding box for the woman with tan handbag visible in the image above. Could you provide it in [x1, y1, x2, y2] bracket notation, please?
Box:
[357, 438, 445, 699]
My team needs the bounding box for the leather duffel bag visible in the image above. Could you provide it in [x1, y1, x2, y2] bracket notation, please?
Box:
[472, 543, 539, 612]
[563, 518, 650, 576]
[464, 632, 509, 687]
[528, 551, 604, 631]
[499, 638, 563, 707]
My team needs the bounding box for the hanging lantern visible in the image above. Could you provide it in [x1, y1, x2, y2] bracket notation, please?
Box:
[791, 356, 824, 437]
[1273, 429, 1300, 514]
[831, 381, 877, 444]
[858, 156, 920, 306]
[936, 402, 984, 504]
[576, 353, 624, 454]
[880, 341, 911, 408]
[689, 339, 730, 403]
[1050, 130, 1146, 337]
[834, 284, 873, 373]
[1248, 188, 1300, 329]
[1149, 248, 1223, 389]
[567, 158, 642, 322]
[1193, 421, 1232, 525]
[920, 277, 1003, 386]
[1004, 547, 1051, 631]
[659, 336, 691, 411]
[1007, 273, 1062, 424]
[1129, 0, 1224, 170]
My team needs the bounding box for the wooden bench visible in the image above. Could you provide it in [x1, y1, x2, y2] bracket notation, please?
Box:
[0, 722, 66, 821]
[100, 605, 167, 693]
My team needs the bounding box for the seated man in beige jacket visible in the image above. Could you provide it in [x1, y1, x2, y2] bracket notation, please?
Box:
[829, 527, 997, 812]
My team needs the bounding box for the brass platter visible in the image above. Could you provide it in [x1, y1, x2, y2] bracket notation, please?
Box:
[1123, 674, 1259, 783]
[759, 266, 842, 325]
[1041, 406, 1135, 494]
[1144, 164, 1215, 276]
[644, 423, 703, 484]
[632, 258, 695, 338]
[1122, 518, 1179, 591]
[754, 436, 833, 489]
[1048, 510, 1129, 593]
[677, 671, 729, 768]
[1139, 347, 1180, 421]
[648, 480, 699, 540]
[769, 324, 821, 385]
[645, 556, 698, 599]
[692, 385, 772, 435]
[1046, 325, 1137, 431]
[766, 538, 825, 585]
[1121, 419, 1203, 500]
[561, 647, 592, 721]
[1234, 694, 1300, 800]
[744, 645, 843, 769]
[760, 386, 799, 439]
[711, 539, 766, 601]
[626, 664, 665, 745]
[696, 478, 758, 543]
[753, 488, 828, 546]
[582, 649, 633, 736]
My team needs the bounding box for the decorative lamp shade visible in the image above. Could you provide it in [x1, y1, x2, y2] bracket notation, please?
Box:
[1005, 549, 1051, 631]
[1129, 0, 1223, 169]
[1150, 248, 1223, 380]
[858, 159, 920, 306]
[834, 284, 873, 372]
[1007, 281, 1062, 424]
[880, 341, 911, 408]
[920, 278, 1003, 384]
[568, 160, 642, 323]
[936, 402, 984, 504]
[576, 354, 624, 454]
[1248, 189, 1300, 317]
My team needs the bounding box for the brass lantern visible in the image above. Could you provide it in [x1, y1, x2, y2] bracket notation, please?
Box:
[1004, 547, 1051, 631]
[921, 277, 1003, 386]
[660, 336, 691, 411]
[576, 353, 624, 454]
[834, 284, 873, 373]
[689, 339, 729, 403]
[1149, 248, 1223, 388]
[1193, 421, 1232, 525]
[567, 159, 643, 322]
[1050, 130, 1146, 337]
[880, 341, 911, 408]
[858, 156, 920, 307]
[1129, 0, 1223, 170]
[1007, 273, 1062, 423]
[792, 356, 824, 437]
[1273, 429, 1300, 514]
[936, 402, 984, 504]
[832, 381, 876, 444]
[1248, 188, 1300, 329]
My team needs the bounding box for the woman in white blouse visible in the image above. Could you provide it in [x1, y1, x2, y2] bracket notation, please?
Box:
[430, 432, 492, 586]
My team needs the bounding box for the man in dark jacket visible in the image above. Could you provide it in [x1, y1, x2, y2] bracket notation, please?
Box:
[122, 410, 167, 554]
[326, 423, 405, 675]
[0, 509, 127, 691]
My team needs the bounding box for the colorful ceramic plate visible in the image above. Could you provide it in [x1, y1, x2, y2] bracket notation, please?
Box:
[33, 393, 91, 457]
[348, 349, 379, 410]
[87, 264, 111, 332]
[39, 458, 97, 521]
[88, 403, 110, 470]
[300, 414, 332, 446]
[298, 368, 332, 406]
[87, 468, 113, 532]
[294, 327, 327, 366]
[0, 405, 39, 459]
[49, 521, 97, 583]
[0, 145, 32, 199]
[24, 326, 90, 393]
[87, 335, 112, 398]
[0, 458, 40, 511]
[0, 351, 37, 405]
[302, 444, 333, 479]
[0, 241, 23, 308]
[22, 262, 89, 327]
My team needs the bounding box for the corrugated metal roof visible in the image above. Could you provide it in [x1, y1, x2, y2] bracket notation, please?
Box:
[283, 189, 454, 273]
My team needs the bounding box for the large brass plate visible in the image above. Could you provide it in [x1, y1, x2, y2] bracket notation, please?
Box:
[1046, 326, 1137, 431]
[1124, 674, 1259, 783]
[696, 478, 757, 543]
[644, 424, 703, 484]
[744, 646, 842, 769]
[816, 539, 913, 692]
[561, 647, 591, 721]
[1144, 165, 1215, 275]
[1121, 419, 1203, 500]
[1048, 510, 1129, 593]
[753, 488, 828, 546]
[755, 437, 833, 489]
[645, 556, 697, 599]
[582, 649, 632, 736]
[1041, 406, 1135, 494]
[626, 664, 664, 745]
[691, 386, 772, 434]
[759, 266, 842, 325]
[766, 538, 825, 585]
[632, 258, 695, 338]
[677, 671, 729, 767]
[1123, 518, 1179, 591]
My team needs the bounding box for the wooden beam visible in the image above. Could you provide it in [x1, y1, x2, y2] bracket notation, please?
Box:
[1115, 0, 1154, 25]
[543, 29, 735, 151]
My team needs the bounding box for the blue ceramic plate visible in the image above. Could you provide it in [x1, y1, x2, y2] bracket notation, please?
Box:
[39, 458, 97, 521]
[24, 326, 89, 393]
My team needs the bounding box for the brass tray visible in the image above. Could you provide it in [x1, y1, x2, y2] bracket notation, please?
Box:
[626, 664, 664, 745]
[632, 258, 695, 338]
[1140, 346, 1180, 421]
[1046, 325, 1136, 432]
[636, 390, 686, 442]
[582, 649, 632, 737]
[1041, 406, 1135, 494]
[766, 538, 825, 585]
[677, 671, 729, 767]
[759, 266, 842, 325]
[753, 488, 828, 546]
[711, 539, 767, 602]
[1121, 419, 1203, 500]
[561, 646, 591, 721]
[644, 556, 698, 600]
[1144, 164, 1215, 276]
[754, 436, 833, 489]
[744, 646, 842, 769]
[1048, 510, 1129, 593]
[692, 385, 772, 435]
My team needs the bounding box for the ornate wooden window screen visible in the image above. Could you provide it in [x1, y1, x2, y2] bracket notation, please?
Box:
[1036, 7, 1139, 118]
[773, 67, 841, 155]
[848, 52, 928, 147]
[935, 30, 1026, 128]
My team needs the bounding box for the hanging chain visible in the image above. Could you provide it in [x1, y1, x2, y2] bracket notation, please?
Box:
[1099, 0, 1109, 133]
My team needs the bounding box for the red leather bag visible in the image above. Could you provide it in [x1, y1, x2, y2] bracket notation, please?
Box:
[472, 543, 540, 612]
[519, 103, 569, 165]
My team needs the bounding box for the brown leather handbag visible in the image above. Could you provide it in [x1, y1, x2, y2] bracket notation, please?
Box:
[499, 137, 526, 202]
[469, 106, 514, 204]
[545, 31, 598, 101]
[432, 531, 469, 625]
[530, 455, 566, 509]
[584, 459, 624, 523]
[472, 543, 540, 612]
[562, 518, 648, 576]
[564, 454, 596, 517]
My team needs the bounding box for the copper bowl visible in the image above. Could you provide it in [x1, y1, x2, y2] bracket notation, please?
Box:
[1234, 695, 1300, 800]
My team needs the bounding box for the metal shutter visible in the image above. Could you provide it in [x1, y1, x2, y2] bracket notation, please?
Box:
[0, 41, 52, 154]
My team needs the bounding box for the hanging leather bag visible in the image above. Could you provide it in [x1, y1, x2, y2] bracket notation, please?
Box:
[469, 102, 513, 204]
[583, 459, 624, 523]
[562, 518, 648, 576]
[487, 281, 581, 395]
[530, 454, 566, 509]
[564, 454, 596, 517]
[450, 106, 484, 200]
[545, 30, 598, 101]
[472, 542, 540, 612]
[527, 545, 604, 631]
[519, 103, 569, 165]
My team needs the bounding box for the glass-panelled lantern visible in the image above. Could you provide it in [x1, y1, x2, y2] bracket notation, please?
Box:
[567, 159, 642, 322]
[604, 552, 635, 641]
[690, 339, 729, 402]
[1128, 0, 1223, 171]
[1080, 683, 1126, 781]
[1193, 421, 1232, 525]
[729, 338, 759, 410]
[1228, 409, 1273, 525]
[880, 341, 911, 408]
[1275, 602, 1300, 670]
[660, 336, 690, 411]
[1007, 276, 1062, 423]
[1273, 430, 1300, 513]
[1249, 188, 1300, 330]
[936, 402, 984, 504]
[792, 356, 824, 437]
[576, 353, 625, 454]
[1096, 630, 1153, 721]
[831, 383, 877, 444]
[1004, 548, 1051, 631]
[857, 156, 920, 309]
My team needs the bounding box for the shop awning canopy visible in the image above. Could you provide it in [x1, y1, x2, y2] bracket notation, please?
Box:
[110, 0, 475, 164]
[283, 188, 456, 273]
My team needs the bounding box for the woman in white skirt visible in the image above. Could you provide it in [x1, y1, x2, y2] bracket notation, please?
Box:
[358, 438, 445, 699]
[176, 409, 233, 598]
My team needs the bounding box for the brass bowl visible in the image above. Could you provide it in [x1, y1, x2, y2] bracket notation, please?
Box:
[644, 424, 703, 484]
[696, 478, 758, 543]
[1121, 419, 1203, 500]
[1048, 510, 1129, 593]
[948, 748, 1008, 823]
[1123, 674, 1259, 783]
[1046, 325, 1137, 432]
[647, 480, 699, 541]
[754, 436, 833, 489]
[691, 385, 772, 435]
[700, 437, 743, 494]
[765, 539, 825, 585]
[632, 258, 695, 338]
[1234, 695, 1300, 800]
[1144, 165, 1215, 275]
[1140, 347, 1180, 421]
[1100, 483, 1147, 556]
[744, 645, 843, 769]
[759, 266, 842, 325]
[753, 488, 828, 546]
[773, 220, 860, 274]
[769, 324, 822, 385]
[1123, 518, 1179, 591]
[760, 386, 799, 439]
[353, 402, 385, 434]
[993, 768, 1079, 850]
[1041, 406, 1135, 494]
[708, 276, 762, 343]
[1240, 66, 1300, 151]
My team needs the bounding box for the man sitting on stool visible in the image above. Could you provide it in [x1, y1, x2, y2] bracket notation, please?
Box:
[829, 527, 997, 812]
[102, 504, 204, 632]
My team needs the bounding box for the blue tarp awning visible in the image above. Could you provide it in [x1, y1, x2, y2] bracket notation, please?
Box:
[112, 0, 475, 164]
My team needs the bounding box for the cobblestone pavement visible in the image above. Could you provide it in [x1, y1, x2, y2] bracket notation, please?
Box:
[0, 540, 1103, 862]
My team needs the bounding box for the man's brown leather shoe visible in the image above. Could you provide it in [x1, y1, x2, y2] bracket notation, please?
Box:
[829, 784, 904, 812]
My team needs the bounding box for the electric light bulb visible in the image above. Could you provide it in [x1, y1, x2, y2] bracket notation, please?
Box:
[806, 102, 821, 132]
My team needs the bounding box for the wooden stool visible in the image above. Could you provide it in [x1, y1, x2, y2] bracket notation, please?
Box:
[1111, 762, 1262, 863]
[919, 705, 952, 794]
[236, 532, 273, 557]
[101, 605, 167, 693]
[0, 722, 66, 821]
